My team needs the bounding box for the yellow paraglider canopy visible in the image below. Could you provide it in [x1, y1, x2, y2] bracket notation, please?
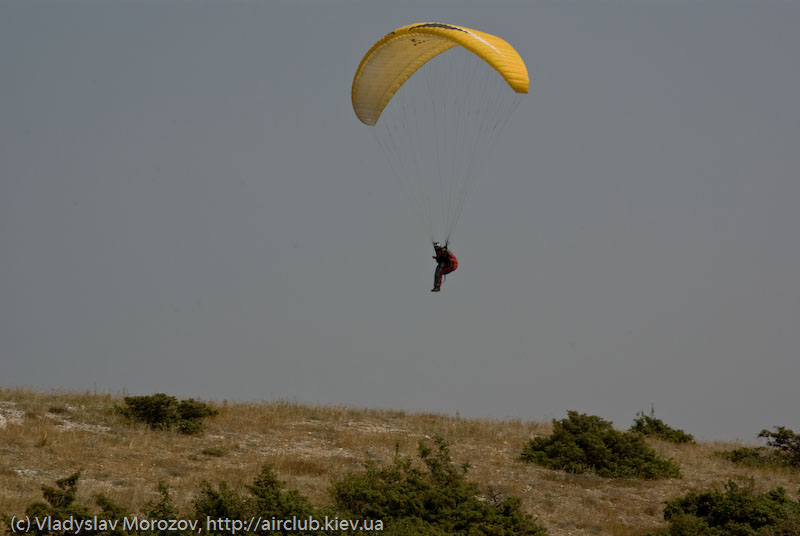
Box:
[352, 22, 529, 126]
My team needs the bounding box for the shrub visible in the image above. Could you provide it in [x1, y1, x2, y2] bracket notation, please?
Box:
[116, 394, 217, 434]
[141, 481, 181, 536]
[520, 411, 681, 479]
[192, 481, 250, 521]
[247, 464, 315, 521]
[331, 437, 548, 535]
[22, 472, 128, 536]
[759, 426, 800, 467]
[630, 409, 694, 444]
[717, 426, 800, 470]
[646, 480, 800, 535]
[716, 447, 775, 468]
[193, 463, 318, 534]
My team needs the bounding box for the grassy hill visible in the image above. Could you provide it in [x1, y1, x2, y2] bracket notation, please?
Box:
[1, 388, 798, 535]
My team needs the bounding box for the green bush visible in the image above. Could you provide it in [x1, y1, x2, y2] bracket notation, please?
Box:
[716, 447, 775, 468]
[194, 463, 320, 535]
[141, 481, 182, 536]
[116, 394, 217, 434]
[759, 426, 800, 467]
[16, 475, 197, 536]
[331, 437, 548, 535]
[520, 411, 681, 479]
[22, 472, 128, 536]
[717, 426, 800, 470]
[630, 409, 694, 444]
[646, 480, 800, 535]
[192, 481, 250, 521]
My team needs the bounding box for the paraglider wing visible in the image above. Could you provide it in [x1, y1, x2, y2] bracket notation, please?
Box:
[352, 23, 529, 126]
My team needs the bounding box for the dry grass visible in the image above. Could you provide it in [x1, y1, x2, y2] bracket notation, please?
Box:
[1, 388, 798, 536]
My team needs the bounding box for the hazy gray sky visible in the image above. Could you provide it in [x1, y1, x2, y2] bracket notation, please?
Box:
[2, 0, 798, 440]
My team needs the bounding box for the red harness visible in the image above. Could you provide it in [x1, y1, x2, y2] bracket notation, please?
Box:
[442, 252, 458, 274]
